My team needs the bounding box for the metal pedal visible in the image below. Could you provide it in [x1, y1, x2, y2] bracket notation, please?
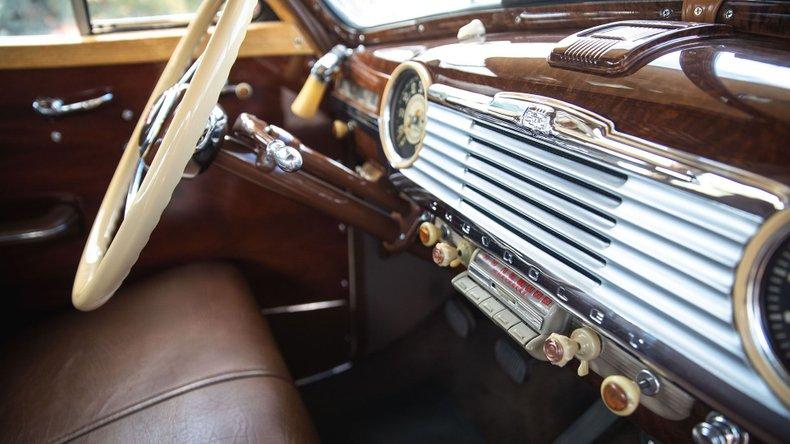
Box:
[494, 337, 529, 384]
[444, 298, 476, 338]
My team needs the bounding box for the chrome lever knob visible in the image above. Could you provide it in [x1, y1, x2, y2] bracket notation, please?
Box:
[264, 140, 302, 172]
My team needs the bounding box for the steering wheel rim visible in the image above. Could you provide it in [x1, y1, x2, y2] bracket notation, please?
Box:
[72, 0, 257, 311]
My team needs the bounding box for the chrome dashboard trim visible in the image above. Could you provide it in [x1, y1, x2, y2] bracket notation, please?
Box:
[387, 82, 790, 442]
[428, 83, 790, 218]
[735, 210, 790, 407]
[401, 185, 788, 441]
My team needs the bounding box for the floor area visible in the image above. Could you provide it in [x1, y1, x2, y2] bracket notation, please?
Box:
[299, 297, 640, 443]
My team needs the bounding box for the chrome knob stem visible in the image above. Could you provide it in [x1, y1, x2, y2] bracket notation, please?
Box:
[692, 412, 748, 444]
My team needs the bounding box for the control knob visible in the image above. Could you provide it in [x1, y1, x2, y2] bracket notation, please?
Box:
[432, 242, 459, 267]
[544, 326, 601, 376]
[601, 375, 640, 416]
[692, 411, 748, 444]
[419, 222, 441, 247]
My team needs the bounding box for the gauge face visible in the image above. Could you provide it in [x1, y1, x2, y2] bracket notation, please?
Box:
[758, 236, 790, 375]
[389, 70, 427, 159]
[379, 62, 431, 169]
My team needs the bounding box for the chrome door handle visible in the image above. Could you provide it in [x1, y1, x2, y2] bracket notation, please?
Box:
[33, 91, 114, 116]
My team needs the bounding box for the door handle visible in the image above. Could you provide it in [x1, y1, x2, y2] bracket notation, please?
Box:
[0, 203, 81, 246]
[32, 91, 113, 117]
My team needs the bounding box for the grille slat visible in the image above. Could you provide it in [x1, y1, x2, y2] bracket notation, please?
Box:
[402, 102, 766, 388]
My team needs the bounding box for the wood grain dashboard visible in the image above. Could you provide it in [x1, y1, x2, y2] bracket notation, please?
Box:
[334, 28, 790, 185]
[326, 15, 790, 444]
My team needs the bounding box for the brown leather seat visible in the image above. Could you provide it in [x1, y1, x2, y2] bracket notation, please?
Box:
[0, 263, 317, 443]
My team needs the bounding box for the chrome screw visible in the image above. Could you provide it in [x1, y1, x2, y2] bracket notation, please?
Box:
[636, 369, 661, 396]
[121, 109, 134, 121]
[693, 5, 704, 16]
[723, 9, 734, 20]
[514, 15, 522, 24]
[660, 8, 672, 18]
[50, 131, 62, 143]
[417, 24, 425, 33]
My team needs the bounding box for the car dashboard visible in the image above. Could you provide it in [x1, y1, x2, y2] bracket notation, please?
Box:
[329, 20, 790, 443]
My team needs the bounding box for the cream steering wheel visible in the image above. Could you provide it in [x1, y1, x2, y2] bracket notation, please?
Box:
[72, 0, 257, 311]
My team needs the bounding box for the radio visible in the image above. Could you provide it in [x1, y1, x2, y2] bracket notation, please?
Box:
[453, 249, 570, 360]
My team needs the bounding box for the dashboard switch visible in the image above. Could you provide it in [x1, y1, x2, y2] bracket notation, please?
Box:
[419, 222, 441, 247]
[571, 326, 601, 377]
[432, 242, 459, 267]
[601, 375, 640, 416]
[544, 333, 578, 367]
[544, 327, 601, 376]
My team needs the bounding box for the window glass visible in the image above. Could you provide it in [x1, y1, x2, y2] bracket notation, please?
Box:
[323, 0, 500, 29]
[86, 0, 203, 20]
[0, 0, 79, 36]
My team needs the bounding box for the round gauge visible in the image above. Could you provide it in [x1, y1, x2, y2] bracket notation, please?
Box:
[379, 61, 431, 169]
[758, 235, 790, 373]
[735, 211, 790, 407]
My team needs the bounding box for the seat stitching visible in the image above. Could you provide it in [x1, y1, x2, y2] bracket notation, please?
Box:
[54, 369, 291, 443]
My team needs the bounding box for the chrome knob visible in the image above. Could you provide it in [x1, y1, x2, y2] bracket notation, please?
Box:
[692, 412, 748, 444]
[263, 139, 302, 172]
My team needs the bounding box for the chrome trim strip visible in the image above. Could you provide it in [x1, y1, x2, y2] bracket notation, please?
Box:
[383, 83, 790, 441]
[735, 211, 790, 407]
[407, 187, 789, 441]
[295, 362, 353, 386]
[428, 83, 790, 218]
[260, 299, 348, 315]
[70, 0, 92, 36]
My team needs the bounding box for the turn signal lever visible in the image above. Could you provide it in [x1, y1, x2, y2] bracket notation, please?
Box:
[232, 113, 302, 172]
[291, 45, 352, 119]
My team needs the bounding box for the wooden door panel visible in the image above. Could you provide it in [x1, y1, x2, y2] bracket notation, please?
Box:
[0, 57, 349, 313]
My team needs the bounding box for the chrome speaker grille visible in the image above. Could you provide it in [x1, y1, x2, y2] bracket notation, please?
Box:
[402, 102, 785, 413]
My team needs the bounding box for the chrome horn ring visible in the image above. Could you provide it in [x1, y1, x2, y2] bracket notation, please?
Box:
[126, 68, 227, 212]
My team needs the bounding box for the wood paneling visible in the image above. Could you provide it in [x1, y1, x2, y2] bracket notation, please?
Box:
[346, 33, 790, 184]
[0, 22, 312, 70]
[0, 57, 349, 313]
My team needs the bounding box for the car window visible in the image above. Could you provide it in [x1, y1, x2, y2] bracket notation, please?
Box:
[0, 0, 79, 37]
[86, 0, 202, 21]
[323, 0, 501, 29]
[0, 0, 261, 37]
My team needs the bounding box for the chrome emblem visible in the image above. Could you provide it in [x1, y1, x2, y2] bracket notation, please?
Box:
[519, 104, 554, 136]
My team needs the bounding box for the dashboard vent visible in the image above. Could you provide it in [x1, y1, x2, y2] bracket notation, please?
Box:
[403, 103, 769, 399]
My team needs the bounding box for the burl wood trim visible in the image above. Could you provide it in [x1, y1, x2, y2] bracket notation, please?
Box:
[682, 0, 725, 22]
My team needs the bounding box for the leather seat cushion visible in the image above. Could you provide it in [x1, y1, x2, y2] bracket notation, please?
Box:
[0, 263, 317, 443]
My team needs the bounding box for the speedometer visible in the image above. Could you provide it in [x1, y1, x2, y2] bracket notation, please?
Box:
[760, 236, 790, 373]
[736, 212, 790, 407]
[379, 61, 431, 169]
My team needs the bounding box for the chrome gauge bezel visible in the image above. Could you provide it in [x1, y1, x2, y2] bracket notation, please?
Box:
[734, 210, 790, 407]
[379, 61, 432, 169]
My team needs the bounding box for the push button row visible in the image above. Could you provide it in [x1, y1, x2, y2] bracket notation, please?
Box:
[452, 272, 538, 350]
